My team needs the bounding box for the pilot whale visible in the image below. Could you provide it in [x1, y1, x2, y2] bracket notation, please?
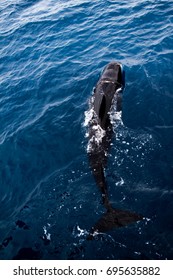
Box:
[87, 62, 142, 237]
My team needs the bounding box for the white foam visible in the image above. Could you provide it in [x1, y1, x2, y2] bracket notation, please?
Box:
[73, 225, 89, 238]
[86, 124, 106, 153]
[84, 91, 125, 154]
[83, 108, 95, 127]
[84, 102, 106, 153]
[110, 110, 123, 127]
[115, 177, 125, 186]
[43, 225, 51, 240]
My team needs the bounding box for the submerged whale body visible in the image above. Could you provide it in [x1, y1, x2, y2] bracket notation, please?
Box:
[87, 62, 142, 237]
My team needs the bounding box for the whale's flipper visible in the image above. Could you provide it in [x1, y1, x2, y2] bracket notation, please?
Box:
[88, 207, 142, 239]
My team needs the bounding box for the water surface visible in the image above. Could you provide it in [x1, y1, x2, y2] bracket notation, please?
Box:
[0, 0, 173, 259]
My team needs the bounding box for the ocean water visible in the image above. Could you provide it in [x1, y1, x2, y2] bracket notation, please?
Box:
[0, 0, 173, 260]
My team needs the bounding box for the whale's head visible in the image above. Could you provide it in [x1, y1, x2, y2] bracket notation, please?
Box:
[101, 61, 124, 87]
[93, 61, 125, 129]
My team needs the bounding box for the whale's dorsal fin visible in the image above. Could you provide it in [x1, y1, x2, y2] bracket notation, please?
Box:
[99, 95, 106, 122]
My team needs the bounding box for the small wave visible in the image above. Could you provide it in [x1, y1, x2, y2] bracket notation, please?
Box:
[0, 96, 71, 145]
[133, 184, 173, 195]
[155, 125, 173, 130]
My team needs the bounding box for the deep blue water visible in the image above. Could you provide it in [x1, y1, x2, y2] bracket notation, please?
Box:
[0, 0, 173, 260]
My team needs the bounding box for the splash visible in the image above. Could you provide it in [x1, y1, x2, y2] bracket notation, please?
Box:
[86, 124, 106, 153]
[109, 97, 124, 128]
[43, 225, 51, 241]
[83, 106, 95, 127]
[84, 99, 106, 153]
[84, 93, 123, 153]
[73, 225, 89, 238]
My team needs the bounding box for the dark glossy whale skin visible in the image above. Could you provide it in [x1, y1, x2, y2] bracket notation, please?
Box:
[87, 62, 142, 238]
[93, 61, 124, 129]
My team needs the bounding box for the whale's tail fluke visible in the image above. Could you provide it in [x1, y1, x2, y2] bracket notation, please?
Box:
[88, 160, 143, 239]
[88, 206, 142, 239]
